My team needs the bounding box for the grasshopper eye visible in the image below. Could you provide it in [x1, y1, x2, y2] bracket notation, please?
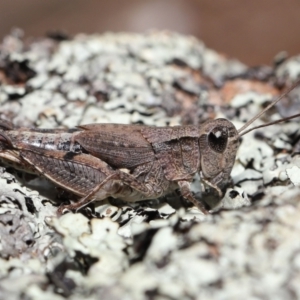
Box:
[208, 126, 228, 153]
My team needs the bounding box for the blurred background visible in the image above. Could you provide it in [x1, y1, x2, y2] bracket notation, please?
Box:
[0, 0, 299, 66]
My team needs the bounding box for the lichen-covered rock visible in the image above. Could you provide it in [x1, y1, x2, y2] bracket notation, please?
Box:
[0, 30, 300, 299]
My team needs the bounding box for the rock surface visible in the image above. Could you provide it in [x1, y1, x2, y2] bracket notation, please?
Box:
[0, 30, 300, 299]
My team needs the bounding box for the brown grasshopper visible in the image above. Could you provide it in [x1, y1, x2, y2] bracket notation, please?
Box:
[0, 81, 299, 215]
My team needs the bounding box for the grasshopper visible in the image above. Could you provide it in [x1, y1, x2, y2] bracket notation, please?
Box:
[0, 81, 299, 215]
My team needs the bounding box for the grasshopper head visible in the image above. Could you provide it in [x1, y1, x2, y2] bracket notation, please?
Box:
[197, 80, 300, 193]
[198, 118, 239, 190]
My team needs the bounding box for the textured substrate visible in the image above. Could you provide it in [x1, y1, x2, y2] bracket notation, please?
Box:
[0, 30, 300, 300]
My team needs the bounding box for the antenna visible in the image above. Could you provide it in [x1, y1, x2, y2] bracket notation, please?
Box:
[239, 112, 300, 137]
[237, 79, 300, 136]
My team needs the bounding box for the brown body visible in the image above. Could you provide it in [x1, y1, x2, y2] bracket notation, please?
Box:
[0, 119, 239, 214]
[1, 81, 299, 215]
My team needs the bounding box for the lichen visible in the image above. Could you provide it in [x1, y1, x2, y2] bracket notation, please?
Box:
[0, 31, 300, 299]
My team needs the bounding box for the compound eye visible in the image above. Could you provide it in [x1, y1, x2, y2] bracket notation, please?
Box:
[208, 126, 228, 153]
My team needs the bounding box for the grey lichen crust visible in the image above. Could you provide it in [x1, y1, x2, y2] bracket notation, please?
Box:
[0, 30, 300, 299]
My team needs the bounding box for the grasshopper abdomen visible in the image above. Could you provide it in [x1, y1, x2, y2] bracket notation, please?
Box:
[1, 130, 83, 153]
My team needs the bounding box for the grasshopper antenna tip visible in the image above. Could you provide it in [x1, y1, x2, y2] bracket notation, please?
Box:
[237, 79, 300, 137]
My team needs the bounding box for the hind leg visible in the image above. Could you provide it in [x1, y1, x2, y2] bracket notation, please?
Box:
[57, 173, 120, 215]
[19, 149, 123, 215]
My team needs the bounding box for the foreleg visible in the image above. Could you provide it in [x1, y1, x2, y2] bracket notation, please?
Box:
[177, 181, 209, 214]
